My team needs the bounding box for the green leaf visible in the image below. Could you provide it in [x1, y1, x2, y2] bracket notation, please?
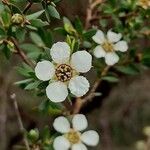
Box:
[30, 32, 45, 47]
[83, 29, 96, 40]
[1, 11, 11, 28]
[102, 76, 119, 83]
[2, 44, 11, 59]
[20, 44, 41, 52]
[0, 27, 6, 37]
[14, 79, 33, 85]
[25, 81, 41, 90]
[16, 66, 31, 77]
[39, 100, 63, 115]
[0, 3, 4, 13]
[54, 27, 66, 35]
[16, 63, 33, 77]
[30, 19, 48, 27]
[15, 28, 26, 42]
[115, 65, 140, 75]
[47, 5, 60, 19]
[37, 28, 53, 47]
[74, 17, 83, 34]
[26, 10, 45, 20]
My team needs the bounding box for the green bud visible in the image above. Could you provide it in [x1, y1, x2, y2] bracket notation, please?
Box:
[11, 14, 24, 25]
[28, 129, 39, 142]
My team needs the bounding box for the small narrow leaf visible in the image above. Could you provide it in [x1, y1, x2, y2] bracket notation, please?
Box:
[47, 5, 60, 19]
[26, 10, 45, 20]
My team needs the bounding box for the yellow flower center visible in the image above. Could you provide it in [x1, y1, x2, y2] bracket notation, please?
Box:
[55, 64, 73, 82]
[102, 41, 114, 52]
[65, 130, 80, 144]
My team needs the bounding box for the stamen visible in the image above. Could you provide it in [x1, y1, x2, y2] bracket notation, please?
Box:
[65, 130, 80, 144]
[55, 64, 73, 82]
[102, 41, 114, 52]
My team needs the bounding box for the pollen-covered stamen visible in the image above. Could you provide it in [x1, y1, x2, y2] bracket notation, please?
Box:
[55, 64, 73, 82]
[102, 41, 114, 52]
[65, 130, 80, 144]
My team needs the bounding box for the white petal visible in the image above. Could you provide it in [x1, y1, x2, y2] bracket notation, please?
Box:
[53, 136, 70, 150]
[35, 60, 55, 81]
[53, 116, 70, 133]
[72, 114, 88, 131]
[72, 143, 87, 150]
[70, 51, 92, 73]
[46, 82, 68, 103]
[68, 76, 90, 97]
[81, 130, 99, 146]
[93, 45, 106, 58]
[50, 42, 71, 64]
[107, 30, 122, 43]
[92, 30, 105, 44]
[114, 41, 128, 52]
[105, 52, 119, 66]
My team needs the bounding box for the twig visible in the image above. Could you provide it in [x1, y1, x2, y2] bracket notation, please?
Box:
[23, 1, 33, 14]
[10, 37, 35, 68]
[91, 0, 104, 9]
[10, 93, 30, 150]
[85, 0, 105, 29]
[73, 66, 110, 114]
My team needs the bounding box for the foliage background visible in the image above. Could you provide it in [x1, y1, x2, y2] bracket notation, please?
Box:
[0, 0, 150, 150]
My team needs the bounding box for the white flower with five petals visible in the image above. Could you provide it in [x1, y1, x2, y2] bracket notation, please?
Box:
[35, 42, 92, 103]
[92, 30, 128, 66]
[53, 114, 99, 150]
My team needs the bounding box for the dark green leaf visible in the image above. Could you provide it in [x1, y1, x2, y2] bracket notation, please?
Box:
[47, 5, 60, 19]
[102, 76, 119, 83]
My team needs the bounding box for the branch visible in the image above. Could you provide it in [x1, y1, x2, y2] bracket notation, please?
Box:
[10, 38, 35, 68]
[85, 0, 105, 29]
[73, 66, 110, 114]
[23, 1, 33, 14]
[91, 0, 104, 9]
[10, 94, 30, 150]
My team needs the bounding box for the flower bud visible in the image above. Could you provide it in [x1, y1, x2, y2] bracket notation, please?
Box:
[135, 140, 146, 150]
[28, 129, 39, 142]
[11, 14, 24, 25]
[143, 126, 150, 137]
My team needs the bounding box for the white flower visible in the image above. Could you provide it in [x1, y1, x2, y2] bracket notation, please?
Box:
[53, 114, 99, 150]
[92, 30, 128, 66]
[35, 42, 92, 103]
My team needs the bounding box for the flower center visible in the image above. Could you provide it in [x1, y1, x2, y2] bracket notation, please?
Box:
[65, 130, 80, 144]
[55, 64, 73, 82]
[102, 41, 114, 52]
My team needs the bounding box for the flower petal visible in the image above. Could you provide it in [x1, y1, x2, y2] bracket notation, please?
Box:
[53, 136, 70, 150]
[69, 76, 90, 97]
[50, 42, 71, 64]
[92, 30, 105, 44]
[53, 116, 70, 133]
[114, 41, 128, 52]
[71, 143, 87, 150]
[81, 130, 99, 146]
[72, 114, 88, 131]
[35, 60, 55, 81]
[70, 51, 92, 73]
[46, 82, 68, 102]
[105, 52, 119, 66]
[93, 45, 106, 58]
[107, 30, 122, 43]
